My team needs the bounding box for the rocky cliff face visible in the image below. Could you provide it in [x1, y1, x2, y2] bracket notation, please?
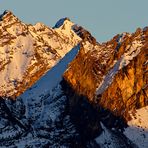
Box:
[0, 10, 147, 147]
[64, 27, 148, 121]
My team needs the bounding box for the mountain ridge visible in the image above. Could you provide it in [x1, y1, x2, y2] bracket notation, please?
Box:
[0, 10, 147, 148]
[0, 10, 82, 98]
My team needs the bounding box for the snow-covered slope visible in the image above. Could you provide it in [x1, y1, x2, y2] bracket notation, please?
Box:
[95, 122, 137, 148]
[124, 106, 148, 148]
[0, 11, 81, 97]
[20, 44, 80, 121]
[0, 10, 147, 148]
[21, 44, 80, 99]
[0, 45, 80, 147]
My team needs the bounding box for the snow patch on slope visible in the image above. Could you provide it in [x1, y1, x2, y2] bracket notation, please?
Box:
[96, 40, 143, 95]
[119, 40, 142, 69]
[95, 123, 120, 148]
[0, 35, 34, 96]
[124, 106, 148, 148]
[95, 123, 135, 148]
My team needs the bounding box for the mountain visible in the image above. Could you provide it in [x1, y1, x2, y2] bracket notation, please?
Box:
[0, 11, 81, 98]
[64, 27, 148, 120]
[0, 11, 147, 148]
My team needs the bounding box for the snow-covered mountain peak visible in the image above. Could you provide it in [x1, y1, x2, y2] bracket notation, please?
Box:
[53, 18, 81, 45]
[0, 11, 81, 98]
[54, 17, 75, 33]
[53, 17, 71, 29]
[0, 10, 147, 147]
[53, 17, 97, 46]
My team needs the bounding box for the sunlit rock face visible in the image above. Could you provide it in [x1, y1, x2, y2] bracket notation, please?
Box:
[0, 10, 147, 148]
[64, 27, 148, 121]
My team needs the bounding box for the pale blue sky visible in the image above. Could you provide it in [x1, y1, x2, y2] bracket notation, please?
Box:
[0, 0, 147, 42]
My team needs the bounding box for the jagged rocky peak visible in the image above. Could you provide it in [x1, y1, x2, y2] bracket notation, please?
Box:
[54, 17, 97, 45]
[0, 10, 82, 98]
[53, 17, 75, 34]
[0, 10, 27, 38]
[54, 17, 97, 44]
[72, 24, 97, 45]
[33, 22, 49, 32]
[0, 10, 13, 19]
[0, 10, 19, 25]
[53, 17, 81, 45]
[53, 17, 71, 28]
[64, 26, 148, 120]
[0, 10, 147, 147]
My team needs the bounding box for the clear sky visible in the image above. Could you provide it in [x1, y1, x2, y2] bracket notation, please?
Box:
[0, 0, 148, 42]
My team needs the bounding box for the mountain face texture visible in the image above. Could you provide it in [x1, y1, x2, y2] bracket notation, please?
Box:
[64, 28, 148, 121]
[0, 11, 147, 148]
[0, 11, 81, 98]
